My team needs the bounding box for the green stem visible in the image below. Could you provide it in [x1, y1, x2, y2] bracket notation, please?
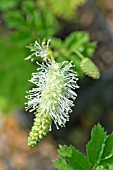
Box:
[49, 50, 55, 64]
[92, 164, 97, 170]
[73, 49, 84, 60]
[51, 45, 85, 61]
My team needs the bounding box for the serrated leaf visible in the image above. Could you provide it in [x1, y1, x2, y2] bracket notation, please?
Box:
[80, 58, 100, 79]
[54, 158, 73, 170]
[86, 123, 107, 167]
[69, 147, 91, 170]
[58, 145, 73, 158]
[56, 145, 91, 170]
[100, 155, 113, 166]
[64, 32, 96, 57]
[101, 133, 113, 160]
[64, 32, 90, 50]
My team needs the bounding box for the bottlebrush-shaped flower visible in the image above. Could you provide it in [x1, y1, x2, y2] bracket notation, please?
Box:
[25, 40, 79, 147]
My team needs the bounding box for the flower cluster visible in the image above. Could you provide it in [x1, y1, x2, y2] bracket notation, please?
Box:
[25, 61, 79, 128]
[25, 39, 51, 61]
[25, 39, 79, 147]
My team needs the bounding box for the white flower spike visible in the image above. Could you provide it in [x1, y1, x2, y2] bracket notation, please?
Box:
[25, 39, 79, 147]
[25, 61, 79, 128]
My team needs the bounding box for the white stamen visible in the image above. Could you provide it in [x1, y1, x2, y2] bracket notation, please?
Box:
[25, 61, 79, 128]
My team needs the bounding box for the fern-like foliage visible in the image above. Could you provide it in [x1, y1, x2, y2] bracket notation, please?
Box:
[54, 124, 113, 170]
[51, 32, 100, 78]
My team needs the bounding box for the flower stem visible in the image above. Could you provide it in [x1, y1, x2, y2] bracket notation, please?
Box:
[73, 49, 84, 60]
[48, 50, 55, 63]
[51, 45, 84, 61]
[92, 164, 97, 170]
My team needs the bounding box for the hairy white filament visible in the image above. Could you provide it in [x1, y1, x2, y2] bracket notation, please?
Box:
[25, 61, 79, 128]
[32, 39, 51, 60]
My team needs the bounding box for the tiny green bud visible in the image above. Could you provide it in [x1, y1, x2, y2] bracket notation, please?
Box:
[80, 58, 100, 79]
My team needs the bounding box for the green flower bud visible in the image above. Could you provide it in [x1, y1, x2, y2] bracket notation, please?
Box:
[80, 58, 100, 79]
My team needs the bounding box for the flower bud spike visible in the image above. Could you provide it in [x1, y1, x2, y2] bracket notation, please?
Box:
[25, 39, 79, 147]
[28, 112, 52, 147]
[26, 61, 79, 130]
[80, 58, 100, 79]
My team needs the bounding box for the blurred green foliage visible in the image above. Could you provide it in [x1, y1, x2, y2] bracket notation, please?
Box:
[1, 0, 101, 114]
[26, 31, 99, 79]
[0, 0, 86, 113]
[0, 38, 37, 112]
[51, 32, 97, 77]
[38, 0, 84, 21]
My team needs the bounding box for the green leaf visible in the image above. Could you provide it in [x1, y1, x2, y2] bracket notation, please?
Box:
[96, 165, 106, 170]
[101, 133, 113, 160]
[21, 0, 35, 13]
[100, 156, 113, 165]
[99, 155, 113, 169]
[82, 42, 96, 58]
[69, 148, 91, 170]
[80, 58, 100, 79]
[58, 145, 73, 158]
[4, 11, 24, 29]
[54, 158, 73, 170]
[86, 123, 107, 167]
[51, 37, 64, 50]
[56, 145, 91, 170]
[64, 32, 96, 57]
[0, 0, 18, 10]
[34, 11, 58, 38]
[64, 32, 90, 49]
